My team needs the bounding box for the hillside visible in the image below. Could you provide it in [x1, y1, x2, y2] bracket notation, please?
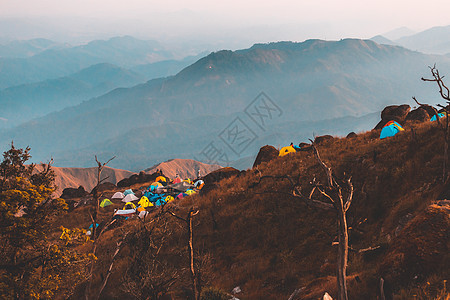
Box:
[0, 63, 146, 128]
[51, 115, 449, 299]
[34, 165, 135, 196]
[2, 39, 449, 170]
[144, 158, 221, 179]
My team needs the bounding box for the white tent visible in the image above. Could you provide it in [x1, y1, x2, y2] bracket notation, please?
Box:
[111, 192, 125, 200]
[121, 193, 139, 202]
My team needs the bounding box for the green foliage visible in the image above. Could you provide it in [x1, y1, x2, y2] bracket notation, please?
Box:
[0, 143, 89, 299]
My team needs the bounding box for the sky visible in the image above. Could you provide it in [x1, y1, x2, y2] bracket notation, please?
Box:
[1, 0, 450, 47]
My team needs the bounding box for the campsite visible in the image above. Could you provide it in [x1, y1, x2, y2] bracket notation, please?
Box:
[1, 100, 448, 299]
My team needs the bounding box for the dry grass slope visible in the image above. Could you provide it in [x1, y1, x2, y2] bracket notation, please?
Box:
[52, 120, 449, 299]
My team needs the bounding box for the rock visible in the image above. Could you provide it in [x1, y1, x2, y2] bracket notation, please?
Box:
[117, 171, 159, 187]
[314, 135, 333, 144]
[374, 104, 410, 130]
[381, 104, 411, 122]
[91, 182, 116, 194]
[253, 145, 278, 168]
[203, 167, 240, 185]
[323, 292, 333, 300]
[60, 186, 88, 199]
[346, 132, 357, 138]
[201, 167, 240, 194]
[405, 107, 430, 122]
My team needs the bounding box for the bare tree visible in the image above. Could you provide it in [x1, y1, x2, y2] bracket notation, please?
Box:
[254, 142, 353, 300]
[414, 65, 450, 182]
[169, 207, 200, 300]
[84, 155, 115, 300]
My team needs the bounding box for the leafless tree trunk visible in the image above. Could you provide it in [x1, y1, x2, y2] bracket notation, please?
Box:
[254, 142, 353, 300]
[418, 65, 450, 182]
[84, 155, 115, 300]
[169, 208, 200, 300]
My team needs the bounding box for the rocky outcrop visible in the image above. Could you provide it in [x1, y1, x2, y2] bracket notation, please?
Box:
[346, 132, 357, 138]
[374, 104, 411, 129]
[314, 135, 334, 144]
[117, 171, 159, 187]
[405, 107, 430, 122]
[60, 186, 88, 199]
[201, 167, 241, 194]
[253, 145, 278, 168]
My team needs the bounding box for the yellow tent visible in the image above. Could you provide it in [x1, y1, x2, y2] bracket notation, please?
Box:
[151, 182, 163, 188]
[279, 146, 296, 157]
[155, 176, 166, 183]
[138, 196, 154, 208]
[165, 195, 174, 203]
[183, 178, 193, 184]
[122, 202, 136, 210]
[100, 198, 113, 208]
[185, 189, 196, 195]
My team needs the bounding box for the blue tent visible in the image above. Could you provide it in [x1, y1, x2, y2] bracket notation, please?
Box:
[380, 124, 401, 139]
[430, 113, 446, 121]
[123, 189, 134, 196]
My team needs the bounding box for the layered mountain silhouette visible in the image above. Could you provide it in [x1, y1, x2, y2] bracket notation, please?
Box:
[0, 36, 175, 89]
[372, 25, 450, 55]
[2, 39, 450, 170]
[0, 63, 147, 127]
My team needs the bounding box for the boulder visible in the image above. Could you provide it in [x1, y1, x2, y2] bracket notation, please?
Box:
[405, 107, 430, 122]
[201, 167, 241, 194]
[91, 182, 116, 194]
[346, 132, 357, 138]
[374, 104, 411, 130]
[253, 145, 278, 168]
[314, 135, 333, 144]
[60, 186, 88, 199]
[381, 104, 411, 122]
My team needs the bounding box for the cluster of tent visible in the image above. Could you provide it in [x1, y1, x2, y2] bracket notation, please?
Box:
[99, 175, 205, 220]
[380, 112, 447, 140]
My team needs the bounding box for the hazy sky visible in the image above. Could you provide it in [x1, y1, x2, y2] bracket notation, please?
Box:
[1, 0, 450, 46]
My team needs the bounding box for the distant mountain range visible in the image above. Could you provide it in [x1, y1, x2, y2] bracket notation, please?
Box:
[372, 25, 450, 55]
[144, 158, 221, 179]
[0, 36, 175, 89]
[2, 38, 449, 171]
[0, 63, 146, 127]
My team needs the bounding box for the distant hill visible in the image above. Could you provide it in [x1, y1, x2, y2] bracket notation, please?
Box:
[382, 26, 416, 40]
[370, 35, 397, 46]
[34, 165, 135, 196]
[3, 39, 450, 170]
[144, 158, 221, 179]
[0, 36, 175, 89]
[0, 63, 147, 128]
[395, 25, 450, 54]
[0, 38, 66, 58]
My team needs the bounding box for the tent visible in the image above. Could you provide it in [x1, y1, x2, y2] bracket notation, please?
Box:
[155, 176, 166, 183]
[183, 178, 193, 184]
[172, 177, 182, 184]
[279, 146, 296, 157]
[176, 193, 188, 199]
[431, 112, 446, 121]
[122, 193, 139, 202]
[100, 198, 113, 208]
[111, 192, 125, 200]
[138, 196, 154, 208]
[123, 189, 134, 196]
[113, 208, 136, 218]
[185, 189, 196, 195]
[165, 195, 175, 203]
[380, 121, 405, 139]
[123, 202, 136, 210]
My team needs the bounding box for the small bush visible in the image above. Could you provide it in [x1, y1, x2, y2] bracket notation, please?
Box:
[200, 286, 230, 300]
